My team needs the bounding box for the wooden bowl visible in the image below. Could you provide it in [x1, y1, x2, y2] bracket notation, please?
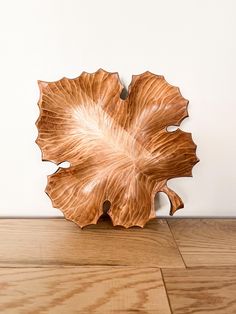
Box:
[36, 69, 199, 228]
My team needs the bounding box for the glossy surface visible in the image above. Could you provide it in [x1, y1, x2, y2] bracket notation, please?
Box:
[0, 218, 184, 267]
[36, 69, 198, 228]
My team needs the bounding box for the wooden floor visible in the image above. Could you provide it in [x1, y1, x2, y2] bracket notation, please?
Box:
[0, 218, 236, 313]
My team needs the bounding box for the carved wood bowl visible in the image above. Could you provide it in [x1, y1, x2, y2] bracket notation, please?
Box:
[36, 69, 199, 228]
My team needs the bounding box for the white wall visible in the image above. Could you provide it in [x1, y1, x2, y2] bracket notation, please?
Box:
[0, 0, 235, 217]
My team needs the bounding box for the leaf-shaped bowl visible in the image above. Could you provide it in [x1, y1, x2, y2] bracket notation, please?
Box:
[36, 69, 199, 228]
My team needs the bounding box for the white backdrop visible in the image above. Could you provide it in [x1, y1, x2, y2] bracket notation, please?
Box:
[0, 0, 235, 217]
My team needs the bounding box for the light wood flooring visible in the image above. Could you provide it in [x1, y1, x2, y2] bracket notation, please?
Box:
[0, 218, 236, 313]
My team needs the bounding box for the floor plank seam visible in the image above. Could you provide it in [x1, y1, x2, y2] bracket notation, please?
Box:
[0, 266, 162, 269]
[166, 219, 187, 268]
[160, 268, 173, 314]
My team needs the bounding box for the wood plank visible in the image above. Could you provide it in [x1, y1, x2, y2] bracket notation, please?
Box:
[162, 267, 236, 314]
[0, 267, 171, 314]
[168, 219, 236, 266]
[0, 218, 184, 268]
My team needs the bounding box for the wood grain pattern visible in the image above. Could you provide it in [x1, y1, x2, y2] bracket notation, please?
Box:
[36, 69, 198, 228]
[0, 218, 184, 268]
[168, 219, 236, 266]
[162, 267, 236, 314]
[1, 219, 236, 313]
[0, 267, 171, 314]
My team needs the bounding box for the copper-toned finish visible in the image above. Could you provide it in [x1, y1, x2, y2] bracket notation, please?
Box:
[36, 69, 199, 228]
